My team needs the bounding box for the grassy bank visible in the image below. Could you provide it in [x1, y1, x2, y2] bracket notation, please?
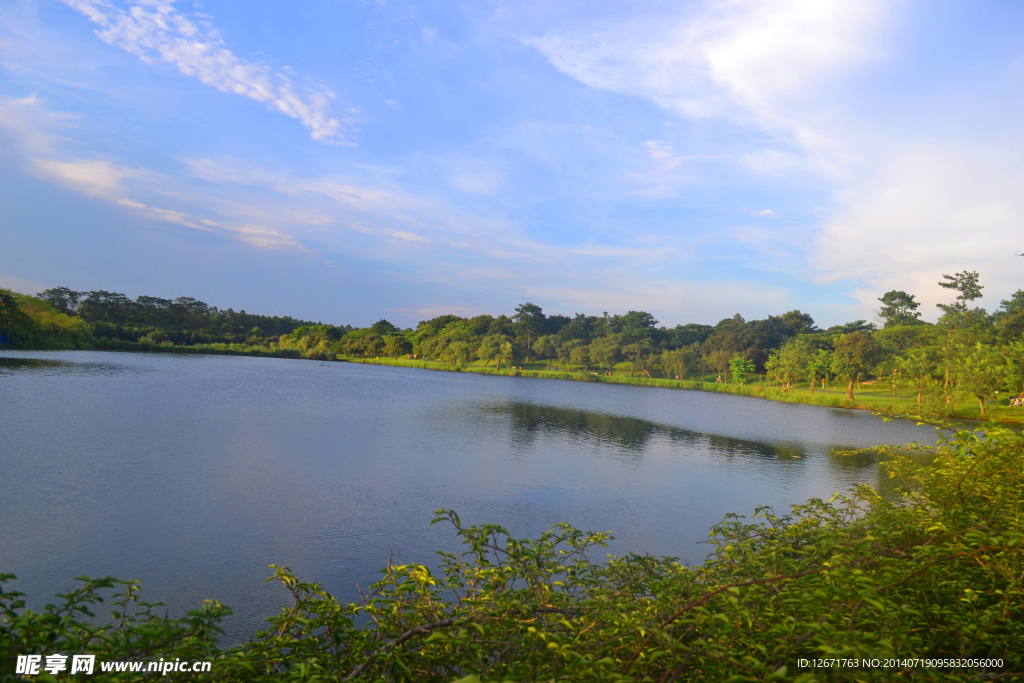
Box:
[3, 425, 1022, 681]
[344, 355, 1024, 424]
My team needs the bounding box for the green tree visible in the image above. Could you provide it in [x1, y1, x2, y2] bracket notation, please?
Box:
[778, 338, 811, 391]
[532, 335, 558, 360]
[955, 343, 1004, 415]
[371, 319, 402, 336]
[569, 344, 591, 372]
[779, 310, 817, 335]
[877, 290, 922, 327]
[831, 331, 881, 400]
[936, 271, 989, 403]
[477, 335, 504, 367]
[621, 343, 651, 377]
[806, 349, 832, 394]
[994, 290, 1024, 344]
[36, 287, 84, 315]
[443, 340, 471, 365]
[617, 310, 658, 344]
[589, 334, 621, 375]
[728, 355, 754, 386]
[705, 348, 732, 382]
[383, 335, 412, 359]
[556, 339, 580, 368]
[1004, 339, 1024, 396]
[499, 340, 520, 369]
[937, 271, 984, 319]
[362, 333, 385, 358]
[512, 303, 545, 360]
[895, 349, 936, 404]
[77, 290, 134, 324]
[661, 346, 697, 379]
[0, 289, 33, 346]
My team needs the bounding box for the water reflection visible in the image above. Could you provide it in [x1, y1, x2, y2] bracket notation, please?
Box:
[0, 356, 70, 371]
[0, 355, 125, 376]
[496, 401, 845, 461]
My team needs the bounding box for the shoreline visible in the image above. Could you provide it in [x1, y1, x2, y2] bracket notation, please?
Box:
[347, 356, 1018, 426]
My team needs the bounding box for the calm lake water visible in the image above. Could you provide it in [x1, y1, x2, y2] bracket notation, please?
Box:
[0, 350, 941, 643]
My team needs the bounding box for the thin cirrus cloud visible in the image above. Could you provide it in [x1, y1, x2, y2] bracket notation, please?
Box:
[0, 94, 305, 249]
[58, 0, 358, 143]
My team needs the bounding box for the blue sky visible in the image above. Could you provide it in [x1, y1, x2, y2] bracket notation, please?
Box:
[1, 0, 1022, 327]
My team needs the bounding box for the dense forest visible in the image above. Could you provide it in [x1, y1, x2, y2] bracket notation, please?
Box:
[2, 270, 1023, 414]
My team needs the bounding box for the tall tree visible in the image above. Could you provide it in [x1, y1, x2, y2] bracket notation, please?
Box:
[936, 271, 987, 402]
[371, 319, 402, 336]
[512, 303, 546, 360]
[77, 291, 133, 324]
[617, 311, 659, 344]
[37, 287, 84, 315]
[778, 310, 817, 336]
[877, 290, 922, 327]
[936, 271, 983, 319]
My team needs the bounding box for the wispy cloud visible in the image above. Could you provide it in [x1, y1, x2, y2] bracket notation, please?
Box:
[59, 0, 358, 143]
[0, 95, 308, 250]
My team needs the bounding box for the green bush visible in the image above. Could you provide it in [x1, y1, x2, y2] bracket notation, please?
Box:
[3, 426, 1022, 681]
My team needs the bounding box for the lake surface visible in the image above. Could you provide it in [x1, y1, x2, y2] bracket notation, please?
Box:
[0, 350, 941, 643]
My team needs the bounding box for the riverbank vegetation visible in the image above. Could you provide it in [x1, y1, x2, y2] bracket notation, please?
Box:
[3, 424, 1021, 681]
[2, 270, 1022, 422]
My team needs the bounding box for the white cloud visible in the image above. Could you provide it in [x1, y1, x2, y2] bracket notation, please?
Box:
[389, 230, 430, 243]
[814, 143, 1024, 319]
[519, 0, 1024, 316]
[33, 158, 133, 197]
[58, 0, 358, 143]
[644, 140, 683, 171]
[522, 0, 887, 126]
[0, 94, 78, 154]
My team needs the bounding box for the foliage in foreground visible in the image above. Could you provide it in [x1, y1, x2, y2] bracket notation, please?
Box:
[3, 425, 1023, 682]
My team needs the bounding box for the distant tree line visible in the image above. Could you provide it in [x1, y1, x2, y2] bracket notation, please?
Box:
[3, 273, 1022, 413]
[31, 287, 322, 346]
